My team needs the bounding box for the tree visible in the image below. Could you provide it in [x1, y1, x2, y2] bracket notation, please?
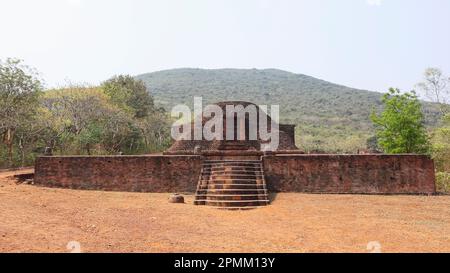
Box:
[136, 108, 172, 151]
[431, 114, 450, 192]
[366, 135, 380, 151]
[42, 85, 130, 154]
[416, 68, 450, 115]
[431, 114, 450, 169]
[0, 62, 171, 166]
[99, 110, 137, 154]
[0, 58, 42, 166]
[370, 88, 430, 154]
[102, 75, 154, 118]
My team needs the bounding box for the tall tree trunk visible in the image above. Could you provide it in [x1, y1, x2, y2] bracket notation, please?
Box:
[18, 136, 25, 167]
[6, 128, 15, 167]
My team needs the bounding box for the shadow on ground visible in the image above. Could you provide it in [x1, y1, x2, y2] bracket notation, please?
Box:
[269, 192, 278, 203]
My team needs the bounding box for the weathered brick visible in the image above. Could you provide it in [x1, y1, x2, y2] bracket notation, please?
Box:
[263, 154, 436, 194]
[34, 155, 202, 193]
[34, 153, 436, 194]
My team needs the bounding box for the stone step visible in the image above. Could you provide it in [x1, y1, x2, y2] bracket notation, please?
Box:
[200, 176, 264, 181]
[219, 146, 250, 151]
[196, 195, 269, 201]
[195, 193, 269, 197]
[193, 202, 265, 210]
[204, 164, 262, 167]
[205, 167, 262, 171]
[203, 173, 264, 176]
[198, 181, 267, 186]
[202, 163, 261, 167]
[200, 184, 267, 190]
[193, 200, 206, 205]
[199, 178, 264, 184]
[204, 160, 261, 163]
[198, 183, 265, 188]
[203, 168, 262, 172]
[202, 168, 263, 172]
[204, 200, 270, 207]
[196, 185, 267, 191]
[201, 171, 264, 175]
[214, 206, 264, 210]
[196, 189, 268, 195]
[202, 175, 264, 180]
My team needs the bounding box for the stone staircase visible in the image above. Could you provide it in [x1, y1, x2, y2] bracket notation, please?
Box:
[194, 160, 270, 209]
[218, 140, 259, 151]
[218, 141, 249, 150]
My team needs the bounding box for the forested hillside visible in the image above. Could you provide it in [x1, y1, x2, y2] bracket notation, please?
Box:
[136, 68, 441, 152]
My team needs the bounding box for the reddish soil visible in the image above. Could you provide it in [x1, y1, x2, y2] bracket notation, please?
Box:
[1, 169, 449, 253]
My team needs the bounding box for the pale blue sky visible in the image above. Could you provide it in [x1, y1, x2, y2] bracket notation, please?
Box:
[1, 0, 449, 94]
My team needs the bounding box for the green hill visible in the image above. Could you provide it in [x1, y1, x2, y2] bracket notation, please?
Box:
[136, 68, 441, 152]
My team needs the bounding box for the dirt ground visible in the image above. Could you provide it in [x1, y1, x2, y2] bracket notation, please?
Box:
[0, 169, 449, 253]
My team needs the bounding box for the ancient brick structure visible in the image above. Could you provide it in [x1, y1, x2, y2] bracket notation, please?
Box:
[34, 155, 202, 192]
[263, 154, 436, 194]
[34, 101, 436, 209]
[166, 101, 297, 153]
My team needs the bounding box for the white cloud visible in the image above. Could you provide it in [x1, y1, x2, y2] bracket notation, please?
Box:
[367, 0, 382, 6]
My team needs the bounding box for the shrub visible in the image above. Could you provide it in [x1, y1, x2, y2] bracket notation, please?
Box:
[436, 172, 450, 193]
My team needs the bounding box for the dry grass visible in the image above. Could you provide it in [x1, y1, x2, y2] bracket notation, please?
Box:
[0, 169, 449, 253]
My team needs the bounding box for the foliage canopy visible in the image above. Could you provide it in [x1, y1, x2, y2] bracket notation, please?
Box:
[370, 88, 430, 154]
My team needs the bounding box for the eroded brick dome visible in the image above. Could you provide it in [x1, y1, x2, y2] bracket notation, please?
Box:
[167, 101, 298, 153]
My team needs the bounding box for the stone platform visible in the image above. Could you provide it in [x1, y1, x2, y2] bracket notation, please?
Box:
[34, 152, 436, 199]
